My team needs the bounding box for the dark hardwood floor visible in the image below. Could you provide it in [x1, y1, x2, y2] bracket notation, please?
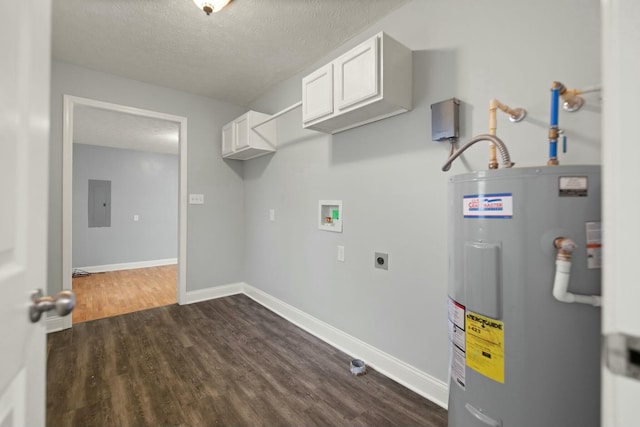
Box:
[47, 294, 447, 426]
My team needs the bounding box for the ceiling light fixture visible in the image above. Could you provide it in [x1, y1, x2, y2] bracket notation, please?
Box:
[193, 0, 232, 15]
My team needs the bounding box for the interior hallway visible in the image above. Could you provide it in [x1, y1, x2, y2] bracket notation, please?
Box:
[71, 265, 177, 323]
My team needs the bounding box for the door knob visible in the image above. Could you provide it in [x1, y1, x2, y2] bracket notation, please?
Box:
[29, 289, 76, 323]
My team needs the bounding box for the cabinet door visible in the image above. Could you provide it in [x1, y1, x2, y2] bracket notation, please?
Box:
[222, 122, 234, 156]
[335, 36, 379, 111]
[302, 63, 334, 123]
[234, 113, 249, 150]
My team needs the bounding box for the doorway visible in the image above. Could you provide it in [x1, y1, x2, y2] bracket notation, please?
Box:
[62, 96, 188, 326]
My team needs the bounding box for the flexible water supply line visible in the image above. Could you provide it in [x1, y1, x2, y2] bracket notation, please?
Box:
[552, 237, 601, 307]
[441, 134, 514, 171]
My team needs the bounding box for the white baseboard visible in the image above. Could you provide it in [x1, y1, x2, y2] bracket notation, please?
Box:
[182, 282, 244, 305]
[75, 258, 178, 273]
[46, 314, 72, 334]
[242, 284, 449, 409]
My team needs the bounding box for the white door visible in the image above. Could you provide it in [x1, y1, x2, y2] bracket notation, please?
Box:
[601, 0, 640, 426]
[0, 0, 52, 426]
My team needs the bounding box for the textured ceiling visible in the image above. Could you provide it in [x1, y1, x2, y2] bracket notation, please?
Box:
[74, 105, 180, 155]
[53, 0, 410, 107]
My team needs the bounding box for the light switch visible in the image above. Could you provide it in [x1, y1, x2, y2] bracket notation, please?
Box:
[269, 209, 275, 221]
[337, 245, 345, 262]
[189, 194, 205, 204]
[133, 215, 139, 222]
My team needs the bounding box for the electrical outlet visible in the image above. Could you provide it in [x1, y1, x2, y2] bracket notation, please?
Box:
[189, 194, 204, 204]
[374, 252, 388, 270]
[337, 246, 345, 262]
[133, 214, 139, 222]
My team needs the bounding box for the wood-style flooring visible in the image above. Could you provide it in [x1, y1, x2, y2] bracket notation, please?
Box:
[47, 294, 447, 427]
[72, 265, 177, 323]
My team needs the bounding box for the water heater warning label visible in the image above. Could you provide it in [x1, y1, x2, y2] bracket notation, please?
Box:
[586, 221, 602, 269]
[463, 193, 513, 218]
[466, 311, 504, 384]
[448, 298, 466, 389]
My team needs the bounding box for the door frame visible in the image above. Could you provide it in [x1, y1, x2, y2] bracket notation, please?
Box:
[62, 95, 188, 329]
[601, 0, 640, 425]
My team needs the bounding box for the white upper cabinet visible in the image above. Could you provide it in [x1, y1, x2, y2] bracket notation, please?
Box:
[335, 37, 379, 111]
[222, 122, 234, 156]
[302, 63, 334, 123]
[221, 110, 276, 160]
[302, 32, 412, 134]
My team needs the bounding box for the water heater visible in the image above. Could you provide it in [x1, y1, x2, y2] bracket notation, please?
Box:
[447, 165, 601, 427]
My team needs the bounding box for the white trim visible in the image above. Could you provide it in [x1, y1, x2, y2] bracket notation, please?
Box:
[62, 95, 189, 321]
[75, 258, 177, 273]
[182, 282, 244, 305]
[242, 284, 449, 409]
[46, 314, 72, 334]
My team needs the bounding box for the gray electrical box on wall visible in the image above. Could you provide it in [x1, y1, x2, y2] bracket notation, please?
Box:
[431, 98, 460, 141]
[88, 179, 111, 228]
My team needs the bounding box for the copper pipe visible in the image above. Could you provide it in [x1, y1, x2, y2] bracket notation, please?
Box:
[488, 99, 526, 170]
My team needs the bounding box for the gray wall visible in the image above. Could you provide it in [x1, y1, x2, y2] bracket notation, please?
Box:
[72, 144, 178, 268]
[246, 0, 601, 386]
[49, 61, 247, 294]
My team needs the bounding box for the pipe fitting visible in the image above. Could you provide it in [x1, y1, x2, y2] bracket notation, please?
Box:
[487, 99, 525, 170]
[554, 237, 576, 260]
[491, 98, 527, 122]
[551, 236, 601, 307]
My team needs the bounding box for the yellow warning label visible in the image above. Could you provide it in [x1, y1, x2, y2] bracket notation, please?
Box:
[465, 311, 504, 384]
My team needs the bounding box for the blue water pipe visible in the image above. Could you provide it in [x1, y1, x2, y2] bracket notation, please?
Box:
[548, 82, 563, 165]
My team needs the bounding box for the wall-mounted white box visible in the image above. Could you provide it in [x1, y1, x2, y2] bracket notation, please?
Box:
[319, 200, 342, 232]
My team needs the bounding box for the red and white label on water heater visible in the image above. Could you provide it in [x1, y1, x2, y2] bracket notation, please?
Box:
[463, 193, 513, 219]
[586, 222, 602, 269]
[448, 298, 466, 390]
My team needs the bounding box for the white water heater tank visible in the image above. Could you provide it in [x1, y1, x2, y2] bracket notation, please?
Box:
[447, 165, 601, 427]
